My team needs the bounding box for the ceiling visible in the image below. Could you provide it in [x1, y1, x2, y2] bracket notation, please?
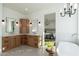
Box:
[3, 3, 63, 15]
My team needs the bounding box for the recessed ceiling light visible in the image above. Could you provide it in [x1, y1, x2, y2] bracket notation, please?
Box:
[25, 8, 28, 11]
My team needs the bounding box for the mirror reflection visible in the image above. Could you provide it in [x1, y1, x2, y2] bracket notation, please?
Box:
[5, 17, 15, 33]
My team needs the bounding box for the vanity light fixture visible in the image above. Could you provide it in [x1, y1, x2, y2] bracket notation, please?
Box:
[2, 20, 4, 22]
[60, 3, 77, 17]
[16, 22, 18, 24]
[39, 22, 40, 24]
[30, 22, 32, 27]
[2, 20, 5, 24]
[30, 22, 32, 24]
[38, 21, 41, 26]
[2, 47, 5, 51]
[16, 21, 19, 26]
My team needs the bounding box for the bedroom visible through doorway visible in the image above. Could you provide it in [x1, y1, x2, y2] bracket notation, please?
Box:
[44, 13, 56, 51]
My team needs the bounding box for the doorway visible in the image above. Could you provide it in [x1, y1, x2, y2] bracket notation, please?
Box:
[44, 13, 56, 50]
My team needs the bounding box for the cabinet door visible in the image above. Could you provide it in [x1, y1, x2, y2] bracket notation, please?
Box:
[27, 36, 39, 48]
[21, 35, 27, 45]
[15, 36, 21, 47]
[27, 36, 35, 47]
[2, 44, 10, 52]
[27, 39, 33, 46]
[2, 37, 10, 52]
[10, 37, 16, 48]
[17, 38, 21, 46]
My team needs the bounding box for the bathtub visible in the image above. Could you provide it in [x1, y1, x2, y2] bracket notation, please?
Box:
[57, 41, 79, 56]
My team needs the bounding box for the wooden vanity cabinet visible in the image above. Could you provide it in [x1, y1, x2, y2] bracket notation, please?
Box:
[21, 35, 27, 45]
[2, 37, 11, 52]
[10, 36, 16, 48]
[19, 19, 29, 33]
[27, 35, 40, 48]
[21, 35, 40, 48]
[2, 35, 40, 52]
[15, 36, 21, 47]
[2, 35, 21, 52]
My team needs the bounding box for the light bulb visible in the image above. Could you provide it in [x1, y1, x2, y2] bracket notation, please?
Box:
[3, 47, 5, 50]
[30, 24, 32, 27]
[2, 22, 5, 24]
[16, 21, 19, 26]
[38, 22, 41, 26]
[30, 22, 32, 27]
[39, 23, 41, 26]
[2, 20, 5, 24]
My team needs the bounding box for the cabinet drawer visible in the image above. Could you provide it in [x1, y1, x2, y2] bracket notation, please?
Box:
[10, 39, 16, 48]
[2, 36, 21, 52]
[3, 40, 9, 44]
[2, 37, 9, 45]
[2, 44, 10, 52]
[15, 39, 21, 46]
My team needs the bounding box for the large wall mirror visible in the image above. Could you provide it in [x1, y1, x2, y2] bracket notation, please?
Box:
[5, 17, 15, 33]
[31, 20, 38, 34]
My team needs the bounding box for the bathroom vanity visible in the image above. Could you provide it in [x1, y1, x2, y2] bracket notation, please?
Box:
[2, 35, 40, 52]
[2, 35, 21, 52]
[2, 18, 40, 52]
[21, 35, 40, 48]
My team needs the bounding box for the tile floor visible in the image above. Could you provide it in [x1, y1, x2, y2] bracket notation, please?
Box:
[1, 45, 50, 56]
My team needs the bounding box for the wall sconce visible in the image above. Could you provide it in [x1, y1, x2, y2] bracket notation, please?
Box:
[39, 22, 40, 24]
[30, 22, 32, 24]
[60, 3, 77, 17]
[16, 22, 18, 24]
[30, 22, 32, 27]
[38, 21, 41, 26]
[2, 20, 5, 24]
[16, 21, 19, 26]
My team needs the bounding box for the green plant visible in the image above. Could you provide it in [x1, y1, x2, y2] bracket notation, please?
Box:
[45, 41, 54, 49]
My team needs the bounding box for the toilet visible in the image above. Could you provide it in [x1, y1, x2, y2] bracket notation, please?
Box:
[56, 41, 79, 56]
